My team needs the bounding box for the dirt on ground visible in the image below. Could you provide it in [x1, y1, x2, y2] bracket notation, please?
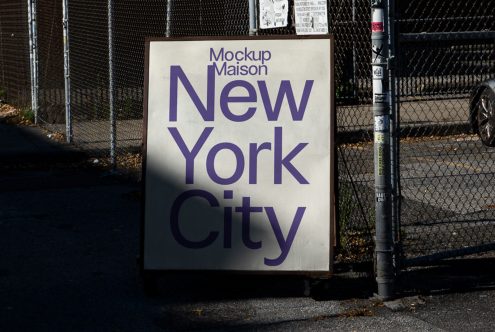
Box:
[0, 104, 34, 126]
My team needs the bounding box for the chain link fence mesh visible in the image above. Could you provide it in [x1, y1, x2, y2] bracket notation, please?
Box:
[397, 0, 495, 262]
[330, 0, 374, 264]
[37, 0, 65, 132]
[41, 0, 376, 265]
[0, 0, 31, 108]
[169, 0, 250, 37]
[112, 0, 168, 154]
[64, 0, 168, 155]
[68, 0, 110, 153]
[9, 0, 495, 268]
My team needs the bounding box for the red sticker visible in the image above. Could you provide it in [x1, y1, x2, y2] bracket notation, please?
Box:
[372, 22, 384, 32]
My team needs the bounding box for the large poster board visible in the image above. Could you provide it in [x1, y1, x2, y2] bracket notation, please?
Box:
[143, 36, 334, 273]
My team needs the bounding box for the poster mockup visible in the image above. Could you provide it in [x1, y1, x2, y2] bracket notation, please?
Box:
[143, 36, 333, 272]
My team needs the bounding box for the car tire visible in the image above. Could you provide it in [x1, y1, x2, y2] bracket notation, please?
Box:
[477, 88, 495, 147]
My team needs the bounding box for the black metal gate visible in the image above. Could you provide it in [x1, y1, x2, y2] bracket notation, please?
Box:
[396, 0, 495, 265]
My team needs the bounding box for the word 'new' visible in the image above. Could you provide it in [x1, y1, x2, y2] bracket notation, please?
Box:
[169, 65, 314, 122]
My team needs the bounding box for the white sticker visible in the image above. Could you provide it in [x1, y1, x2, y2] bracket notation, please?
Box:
[374, 115, 389, 132]
[375, 132, 386, 144]
[376, 192, 389, 202]
[259, 0, 289, 29]
[373, 79, 387, 103]
[371, 8, 384, 32]
[373, 66, 384, 79]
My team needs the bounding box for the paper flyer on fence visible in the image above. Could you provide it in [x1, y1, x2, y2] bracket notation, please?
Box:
[259, 0, 289, 29]
[294, 0, 329, 35]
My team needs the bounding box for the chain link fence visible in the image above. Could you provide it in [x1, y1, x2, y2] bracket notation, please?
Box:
[37, 0, 65, 131]
[330, 0, 375, 265]
[68, 0, 111, 153]
[397, 0, 495, 263]
[46, 0, 166, 155]
[4, 0, 495, 270]
[1, 0, 376, 266]
[112, 0, 168, 155]
[170, 0, 248, 36]
[0, 0, 31, 108]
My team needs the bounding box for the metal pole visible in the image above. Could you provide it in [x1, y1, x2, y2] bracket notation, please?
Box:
[0, 17, 5, 91]
[27, 0, 35, 110]
[108, 0, 116, 166]
[27, 0, 39, 123]
[387, 0, 401, 269]
[371, 0, 394, 300]
[352, 0, 358, 98]
[32, 0, 39, 123]
[248, 0, 258, 36]
[166, 0, 173, 37]
[63, 0, 72, 143]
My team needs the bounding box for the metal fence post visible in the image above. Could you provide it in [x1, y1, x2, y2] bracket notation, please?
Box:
[27, 0, 39, 123]
[108, 0, 116, 166]
[387, 0, 401, 270]
[27, 0, 34, 110]
[371, 0, 394, 300]
[63, 0, 72, 143]
[0, 21, 4, 92]
[166, 0, 173, 37]
[248, 0, 258, 36]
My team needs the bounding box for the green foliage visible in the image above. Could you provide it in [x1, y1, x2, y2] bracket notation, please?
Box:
[20, 107, 35, 123]
[0, 87, 6, 101]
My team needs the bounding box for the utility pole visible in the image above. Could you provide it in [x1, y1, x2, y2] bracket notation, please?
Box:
[371, 0, 394, 300]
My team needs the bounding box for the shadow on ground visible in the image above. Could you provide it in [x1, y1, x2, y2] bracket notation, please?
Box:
[398, 257, 495, 296]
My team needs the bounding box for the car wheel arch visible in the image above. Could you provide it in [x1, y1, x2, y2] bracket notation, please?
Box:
[470, 80, 495, 134]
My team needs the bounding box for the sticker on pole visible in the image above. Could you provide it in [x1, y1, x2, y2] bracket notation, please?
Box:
[143, 37, 334, 272]
[371, 8, 384, 32]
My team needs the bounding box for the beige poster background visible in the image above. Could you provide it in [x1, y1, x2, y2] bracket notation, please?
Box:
[144, 37, 333, 271]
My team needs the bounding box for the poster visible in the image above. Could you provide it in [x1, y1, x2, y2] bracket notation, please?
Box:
[259, 0, 289, 29]
[294, 0, 329, 35]
[144, 37, 333, 272]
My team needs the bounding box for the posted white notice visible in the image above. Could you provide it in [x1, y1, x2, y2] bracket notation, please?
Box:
[294, 0, 329, 35]
[259, 0, 289, 29]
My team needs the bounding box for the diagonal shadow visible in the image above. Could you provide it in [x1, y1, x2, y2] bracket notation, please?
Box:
[0, 122, 85, 166]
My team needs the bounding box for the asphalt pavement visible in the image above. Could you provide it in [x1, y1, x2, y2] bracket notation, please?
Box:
[2, 121, 495, 331]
